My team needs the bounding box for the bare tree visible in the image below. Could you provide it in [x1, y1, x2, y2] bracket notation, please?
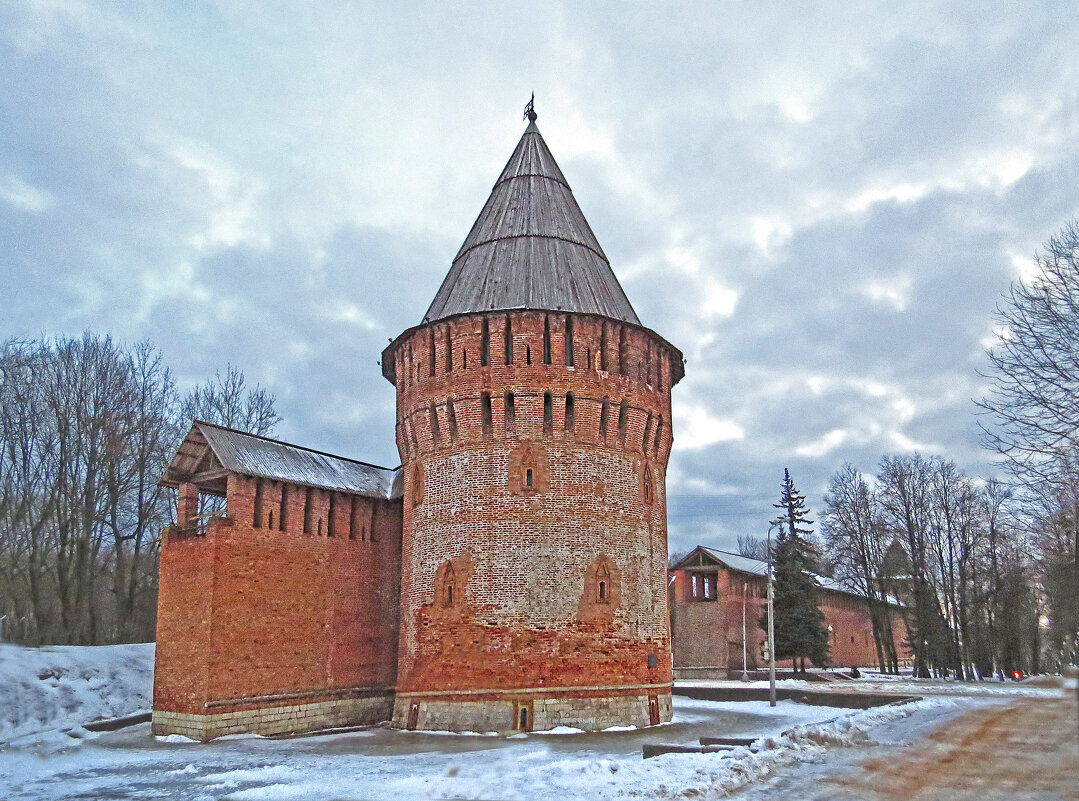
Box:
[821, 463, 899, 673]
[979, 220, 1079, 489]
[979, 219, 1079, 669]
[182, 363, 280, 436]
[736, 535, 768, 561]
[1, 335, 281, 645]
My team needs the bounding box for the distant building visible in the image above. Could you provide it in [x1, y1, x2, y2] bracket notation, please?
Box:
[152, 106, 684, 740]
[669, 547, 909, 678]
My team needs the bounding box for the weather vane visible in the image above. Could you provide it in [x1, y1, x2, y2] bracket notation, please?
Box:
[523, 92, 536, 122]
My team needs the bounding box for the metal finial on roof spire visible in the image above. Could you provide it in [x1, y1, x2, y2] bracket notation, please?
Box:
[524, 92, 536, 122]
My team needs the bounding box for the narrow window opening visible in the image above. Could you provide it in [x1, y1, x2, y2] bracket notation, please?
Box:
[586, 347, 592, 371]
[253, 478, 263, 528]
[504, 392, 516, 430]
[564, 392, 575, 433]
[462, 349, 467, 370]
[349, 496, 358, 539]
[543, 392, 553, 434]
[481, 318, 490, 366]
[429, 402, 442, 445]
[596, 564, 612, 603]
[600, 325, 609, 371]
[543, 315, 551, 364]
[279, 485, 288, 531]
[654, 417, 663, 458]
[327, 493, 336, 537]
[303, 488, 313, 534]
[643, 467, 655, 505]
[600, 397, 611, 440]
[481, 392, 493, 437]
[428, 329, 436, 377]
[618, 328, 628, 376]
[564, 316, 574, 366]
[317, 517, 323, 537]
[642, 412, 654, 453]
[525, 468, 534, 488]
[442, 563, 457, 607]
[645, 342, 653, 386]
[617, 401, 629, 445]
[504, 314, 514, 365]
[526, 345, 532, 365]
[445, 326, 453, 372]
[447, 399, 458, 442]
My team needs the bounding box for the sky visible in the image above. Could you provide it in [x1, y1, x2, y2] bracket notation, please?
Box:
[2, 1, 1078, 555]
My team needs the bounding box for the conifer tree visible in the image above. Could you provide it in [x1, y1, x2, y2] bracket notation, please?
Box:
[760, 469, 831, 672]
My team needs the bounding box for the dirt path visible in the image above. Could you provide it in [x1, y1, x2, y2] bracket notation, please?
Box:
[825, 692, 1079, 800]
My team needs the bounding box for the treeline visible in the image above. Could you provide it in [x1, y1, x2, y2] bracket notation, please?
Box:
[0, 334, 279, 645]
[821, 457, 1040, 678]
[820, 220, 1079, 678]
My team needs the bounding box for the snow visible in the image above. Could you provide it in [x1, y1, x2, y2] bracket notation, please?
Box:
[675, 674, 1065, 698]
[0, 643, 1064, 800]
[0, 642, 154, 749]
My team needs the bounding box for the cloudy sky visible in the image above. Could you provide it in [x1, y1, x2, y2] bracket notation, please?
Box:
[2, 1, 1077, 554]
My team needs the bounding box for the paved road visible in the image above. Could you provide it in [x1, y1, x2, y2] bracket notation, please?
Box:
[819, 693, 1077, 800]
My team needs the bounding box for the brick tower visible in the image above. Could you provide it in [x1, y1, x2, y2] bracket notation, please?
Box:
[382, 105, 684, 733]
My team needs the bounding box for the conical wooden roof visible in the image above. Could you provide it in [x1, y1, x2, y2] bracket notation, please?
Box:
[423, 116, 640, 325]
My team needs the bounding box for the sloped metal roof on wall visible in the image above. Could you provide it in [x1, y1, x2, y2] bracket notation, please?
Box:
[679, 546, 901, 605]
[162, 421, 401, 499]
[423, 117, 641, 326]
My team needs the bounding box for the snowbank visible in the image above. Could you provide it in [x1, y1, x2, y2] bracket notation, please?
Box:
[0, 642, 154, 748]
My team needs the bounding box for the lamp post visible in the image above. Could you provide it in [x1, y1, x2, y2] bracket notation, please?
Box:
[766, 523, 777, 707]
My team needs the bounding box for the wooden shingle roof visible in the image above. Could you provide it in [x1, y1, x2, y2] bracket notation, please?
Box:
[423, 115, 641, 326]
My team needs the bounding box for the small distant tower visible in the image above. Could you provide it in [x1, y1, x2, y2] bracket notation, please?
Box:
[382, 103, 684, 732]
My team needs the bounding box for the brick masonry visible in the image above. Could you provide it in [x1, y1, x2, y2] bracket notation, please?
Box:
[383, 310, 682, 730]
[669, 563, 910, 677]
[153, 477, 402, 741]
[155, 302, 686, 738]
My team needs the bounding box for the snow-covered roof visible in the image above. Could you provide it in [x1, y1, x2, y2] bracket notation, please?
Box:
[161, 421, 402, 500]
[699, 547, 768, 577]
[677, 546, 901, 605]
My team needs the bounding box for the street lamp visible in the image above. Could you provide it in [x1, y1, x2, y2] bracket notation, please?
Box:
[766, 522, 778, 707]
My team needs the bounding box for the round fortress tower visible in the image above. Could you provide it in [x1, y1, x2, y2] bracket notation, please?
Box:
[381, 107, 684, 732]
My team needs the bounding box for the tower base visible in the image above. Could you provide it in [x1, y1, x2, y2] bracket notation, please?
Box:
[392, 685, 672, 733]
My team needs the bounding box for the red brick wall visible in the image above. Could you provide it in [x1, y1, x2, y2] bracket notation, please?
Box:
[386, 310, 681, 696]
[154, 476, 402, 716]
[670, 565, 909, 671]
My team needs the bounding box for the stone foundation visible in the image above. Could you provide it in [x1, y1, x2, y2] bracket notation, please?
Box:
[152, 690, 394, 741]
[392, 685, 672, 733]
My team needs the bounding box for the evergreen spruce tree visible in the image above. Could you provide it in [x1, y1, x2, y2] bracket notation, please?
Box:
[760, 469, 831, 672]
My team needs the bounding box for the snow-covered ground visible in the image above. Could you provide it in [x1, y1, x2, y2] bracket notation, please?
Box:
[0, 642, 154, 750]
[676, 673, 1065, 698]
[0, 643, 1064, 800]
